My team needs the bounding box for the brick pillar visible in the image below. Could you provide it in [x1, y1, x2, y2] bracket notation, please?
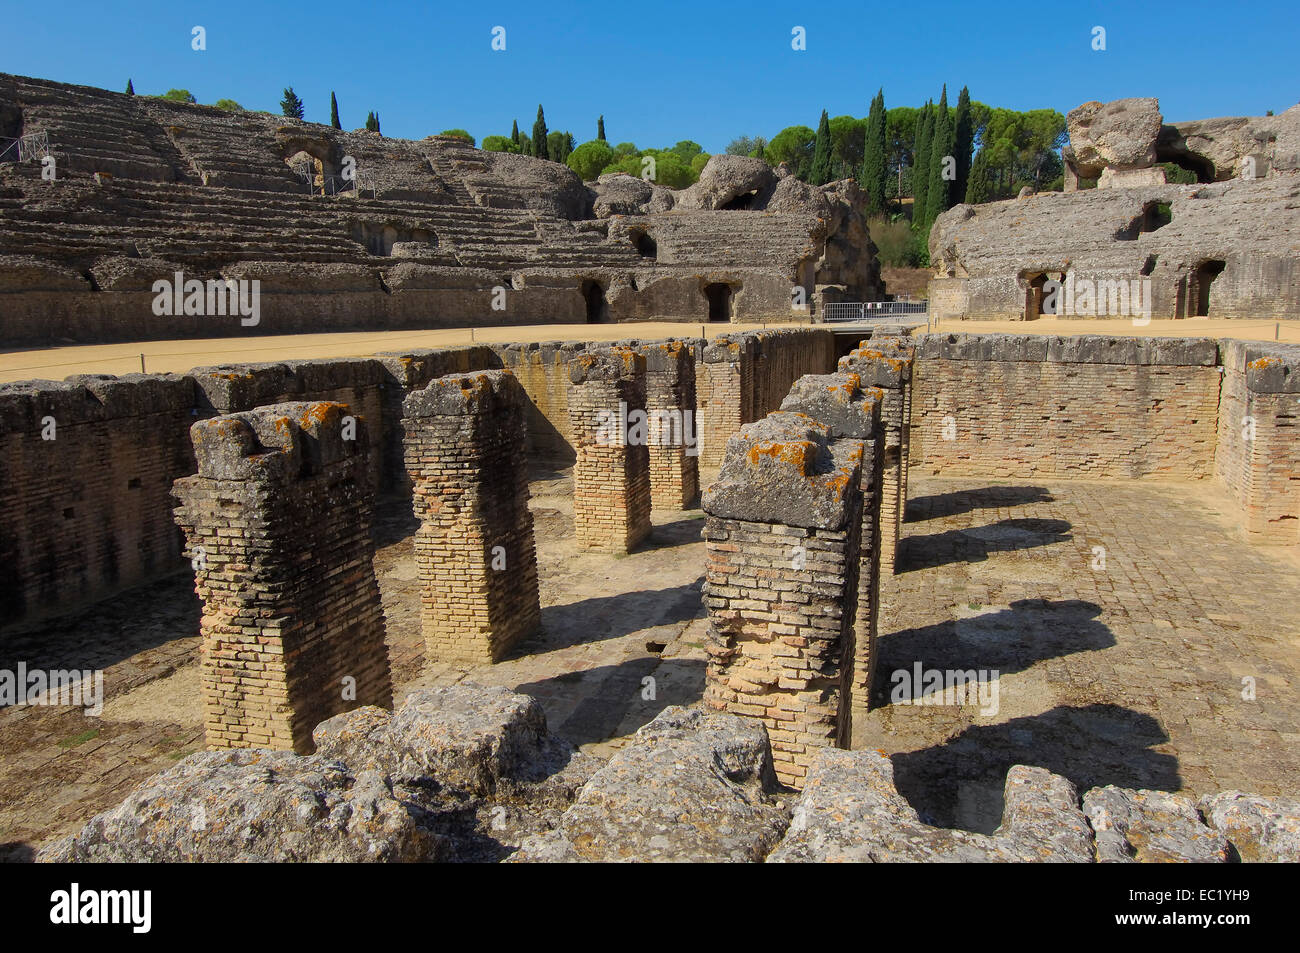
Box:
[780, 373, 885, 731]
[402, 370, 540, 664]
[639, 339, 700, 508]
[172, 401, 392, 753]
[701, 412, 864, 788]
[567, 348, 652, 552]
[697, 334, 754, 469]
[840, 340, 914, 574]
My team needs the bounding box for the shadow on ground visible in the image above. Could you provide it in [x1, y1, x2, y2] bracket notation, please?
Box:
[891, 704, 1179, 833]
[519, 579, 704, 654]
[897, 518, 1072, 572]
[904, 485, 1055, 523]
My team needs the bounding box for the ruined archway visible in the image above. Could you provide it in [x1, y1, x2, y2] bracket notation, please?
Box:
[1117, 201, 1172, 239]
[629, 229, 657, 259]
[1024, 273, 1049, 319]
[1191, 259, 1225, 317]
[582, 279, 608, 323]
[704, 282, 734, 322]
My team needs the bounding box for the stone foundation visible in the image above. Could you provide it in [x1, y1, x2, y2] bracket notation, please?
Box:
[171, 401, 392, 752]
[566, 348, 653, 552]
[402, 370, 541, 664]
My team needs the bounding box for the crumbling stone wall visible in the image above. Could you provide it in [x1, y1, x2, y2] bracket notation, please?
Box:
[702, 412, 865, 787]
[403, 371, 541, 664]
[0, 374, 196, 630]
[491, 342, 589, 462]
[566, 349, 652, 552]
[171, 401, 392, 752]
[638, 339, 700, 508]
[911, 334, 1221, 479]
[697, 328, 837, 467]
[1215, 341, 1300, 546]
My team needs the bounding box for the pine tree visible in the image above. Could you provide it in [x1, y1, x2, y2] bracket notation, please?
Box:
[280, 87, 305, 120]
[953, 86, 973, 203]
[809, 109, 833, 185]
[511, 120, 520, 146]
[330, 91, 341, 129]
[597, 116, 606, 141]
[912, 101, 934, 225]
[125, 79, 134, 96]
[375, 112, 381, 136]
[925, 86, 955, 228]
[964, 148, 994, 204]
[861, 89, 888, 214]
[365, 111, 378, 133]
[532, 105, 549, 160]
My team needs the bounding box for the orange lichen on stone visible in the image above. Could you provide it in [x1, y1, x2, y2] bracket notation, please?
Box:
[746, 440, 816, 473]
[297, 402, 334, 429]
[1249, 357, 1281, 370]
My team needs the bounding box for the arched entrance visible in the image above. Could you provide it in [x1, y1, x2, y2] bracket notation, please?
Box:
[704, 282, 733, 322]
[582, 280, 608, 323]
[1191, 260, 1225, 317]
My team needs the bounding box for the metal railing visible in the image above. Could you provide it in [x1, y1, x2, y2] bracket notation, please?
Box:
[822, 300, 928, 323]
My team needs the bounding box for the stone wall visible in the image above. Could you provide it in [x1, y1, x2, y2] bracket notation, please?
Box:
[911, 334, 1222, 480]
[638, 339, 700, 508]
[403, 371, 541, 664]
[171, 402, 392, 753]
[1215, 341, 1300, 545]
[0, 374, 196, 627]
[697, 328, 837, 468]
[566, 349, 653, 552]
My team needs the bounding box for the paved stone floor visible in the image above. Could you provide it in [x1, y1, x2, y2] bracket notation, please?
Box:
[3, 470, 1299, 858]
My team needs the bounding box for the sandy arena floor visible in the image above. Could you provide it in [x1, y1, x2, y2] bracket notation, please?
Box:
[3, 469, 1299, 859]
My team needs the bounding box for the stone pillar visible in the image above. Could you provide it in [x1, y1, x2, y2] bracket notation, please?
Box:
[639, 339, 700, 509]
[172, 401, 392, 754]
[402, 370, 541, 664]
[840, 339, 914, 574]
[701, 412, 864, 788]
[780, 373, 885, 732]
[697, 334, 754, 469]
[566, 348, 652, 552]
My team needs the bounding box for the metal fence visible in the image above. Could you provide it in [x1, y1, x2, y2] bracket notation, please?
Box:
[822, 300, 928, 323]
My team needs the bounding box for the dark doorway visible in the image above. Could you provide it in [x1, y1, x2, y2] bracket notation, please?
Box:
[1025, 273, 1048, 319]
[629, 230, 656, 259]
[704, 282, 733, 322]
[582, 280, 608, 323]
[1192, 260, 1225, 317]
[720, 190, 760, 211]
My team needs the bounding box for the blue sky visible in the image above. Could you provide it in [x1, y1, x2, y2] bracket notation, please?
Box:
[5, 0, 1296, 153]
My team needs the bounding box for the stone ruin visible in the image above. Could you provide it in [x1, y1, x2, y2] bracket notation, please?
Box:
[0, 72, 884, 347]
[928, 96, 1300, 321]
[10, 319, 1298, 861]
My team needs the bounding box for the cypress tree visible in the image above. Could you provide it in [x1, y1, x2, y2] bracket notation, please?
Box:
[953, 86, 973, 202]
[964, 148, 994, 204]
[375, 112, 381, 136]
[912, 101, 933, 226]
[365, 111, 378, 133]
[861, 89, 888, 214]
[809, 109, 833, 185]
[330, 91, 341, 129]
[597, 115, 606, 141]
[511, 120, 520, 146]
[280, 87, 305, 120]
[926, 86, 956, 227]
[532, 105, 549, 160]
[125, 79, 134, 96]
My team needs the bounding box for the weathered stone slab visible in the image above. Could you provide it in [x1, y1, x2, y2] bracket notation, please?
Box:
[1083, 786, 1229, 863]
[1199, 791, 1300, 862]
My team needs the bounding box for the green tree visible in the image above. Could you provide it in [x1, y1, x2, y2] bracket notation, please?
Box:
[566, 139, 616, 180]
[213, 99, 243, 112]
[125, 79, 134, 96]
[330, 91, 341, 129]
[548, 130, 575, 165]
[671, 140, 703, 163]
[925, 85, 955, 228]
[482, 135, 514, 152]
[161, 89, 197, 104]
[690, 152, 711, 176]
[597, 116, 606, 141]
[365, 111, 378, 132]
[912, 101, 934, 221]
[614, 141, 639, 157]
[766, 125, 816, 177]
[441, 129, 475, 145]
[511, 120, 520, 146]
[964, 148, 995, 204]
[531, 105, 549, 160]
[280, 87, 304, 119]
[809, 109, 833, 185]
[861, 89, 888, 214]
[953, 86, 973, 202]
[726, 135, 766, 157]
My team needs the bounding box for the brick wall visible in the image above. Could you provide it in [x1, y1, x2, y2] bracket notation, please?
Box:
[911, 334, 1222, 480]
[171, 402, 392, 752]
[638, 340, 700, 509]
[403, 370, 541, 664]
